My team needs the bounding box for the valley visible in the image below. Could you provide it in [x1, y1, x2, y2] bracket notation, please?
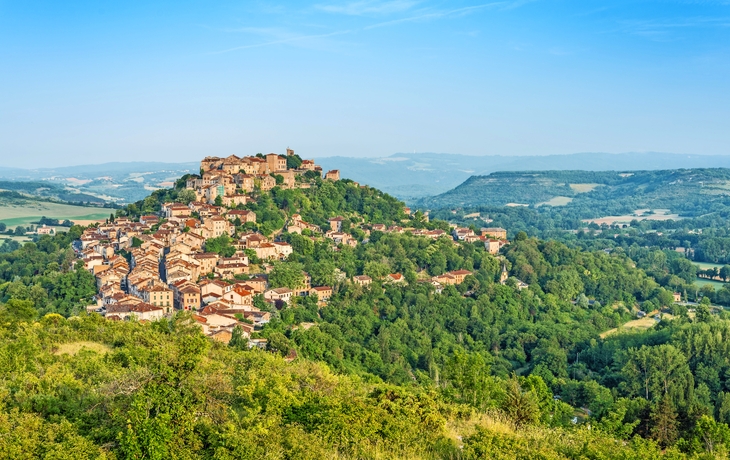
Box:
[3, 155, 730, 458]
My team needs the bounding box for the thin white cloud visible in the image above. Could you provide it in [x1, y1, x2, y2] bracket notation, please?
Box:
[211, 1, 537, 53]
[364, 3, 503, 30]
[315, 0, 419, 16]
[619, 16, 730, 41]
[210, 29, 352, 54]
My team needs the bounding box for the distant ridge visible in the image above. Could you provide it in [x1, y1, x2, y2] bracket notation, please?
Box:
[0, 161, 199, 180]
[5, 153, 730, 203]
[318, 152, 730, 201]
[416, 168, 730, 216]
[0, 161, 198, 204]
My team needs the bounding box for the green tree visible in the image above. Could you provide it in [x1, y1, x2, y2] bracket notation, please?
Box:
[270, 262, 305, 289]
[692, 415, 730, 454]
[286, 154, 303, 169]
[502, 376, 540, 426]
[177, 188, 196, 204]
[363, 261, 390, 280]
[267, 332, 293, 356]
[650, 395, 678, 447]
[0, 299, 36, 323]
[443, 350, 498, 410]
[271, 173, 284, 185]
[205, 234, 236, 257]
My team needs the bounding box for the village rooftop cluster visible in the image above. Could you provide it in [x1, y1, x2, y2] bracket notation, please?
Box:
[74, 149, 510, 346]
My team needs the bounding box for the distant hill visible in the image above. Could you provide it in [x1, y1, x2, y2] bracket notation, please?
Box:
[320, 152, 730, 201]
[0, 161, 198, 204]
[7, 153, 730, 204]
[418, 169, 730, 220]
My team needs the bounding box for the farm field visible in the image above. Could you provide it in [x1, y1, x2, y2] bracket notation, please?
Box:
[583, 209, 682, 225]
[0, 200, 109, 229]
[693, 262, 725, 271]
[600, 315, 664, 338]
[538, 196, 573, 206]
[569, 183, 600, 193]
[694, 278, 726, 290]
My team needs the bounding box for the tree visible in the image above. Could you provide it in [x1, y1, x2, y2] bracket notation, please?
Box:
[531, 340, 568, 380]
[229, 325, 247, 350]
[596, 398, 641, 440]
[696, 301, 713, 322]
[650, 395, 678, 447]
[442, 350, 497, 410]
[0, 222, 6, 232]
[269, 262, 305, 289]
[253, 294, 268, 311]
[177, 189, 196, 204]
[204, 235, 236, 257]
[214, 195, 224, 207]
[286, 154, 303, 170]
[502, 376, 540, 426]
[0, 299, 36, 323]
[308, 260, 336, 287]
[271, 173, 284, 185]
[656, 288, 675, 308]
[131, 236, 143, 248]
[693, 415, 730, 454]
[621, 345, 690, 402]
[267, 332, 293, 356]
[363, 261, 390, 280]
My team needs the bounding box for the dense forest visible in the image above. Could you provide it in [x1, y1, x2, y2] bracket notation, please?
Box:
[6, 174, 730, 457]
[428, 178, 730, 272]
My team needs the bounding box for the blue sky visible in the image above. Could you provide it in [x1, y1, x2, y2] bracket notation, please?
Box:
[1, 0, 729, 167]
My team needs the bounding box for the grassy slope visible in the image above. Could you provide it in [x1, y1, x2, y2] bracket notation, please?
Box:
[0, 198, 109, 229]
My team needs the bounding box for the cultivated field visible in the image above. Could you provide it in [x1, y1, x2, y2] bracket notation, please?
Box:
[694, 262, 725, 271]
[695, 278, 725, 290]
[0, 200, 109, 229]
[538, 196, 573, 206]
[600, 313, 675, 338]
[569, 183, 600, 193]
[583, 209, 682, 225]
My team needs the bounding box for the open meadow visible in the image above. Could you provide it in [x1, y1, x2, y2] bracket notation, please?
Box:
[0, 199, 109, 229]
[695, 277, 725, 290]
[583, 209, 682, 225]
[694, 261, 725, 271]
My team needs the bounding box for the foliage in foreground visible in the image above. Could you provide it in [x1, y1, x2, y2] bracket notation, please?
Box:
[0, 312, 705, 459]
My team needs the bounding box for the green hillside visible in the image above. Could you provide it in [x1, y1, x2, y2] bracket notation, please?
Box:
[0, 192, 111, 230]
[4, 174, 730, 457]
[419, 169, 730, 219]
[0, 313, 687, 459]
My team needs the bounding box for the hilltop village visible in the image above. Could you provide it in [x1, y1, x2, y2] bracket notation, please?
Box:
[75, 149, 509, 345]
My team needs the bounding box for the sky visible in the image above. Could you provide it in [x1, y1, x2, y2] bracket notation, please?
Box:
[1, 0, 730, 167]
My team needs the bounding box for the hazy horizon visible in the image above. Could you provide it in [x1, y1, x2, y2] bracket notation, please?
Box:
[2, 150, 730, 171]
[2, 1, 730, 167]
